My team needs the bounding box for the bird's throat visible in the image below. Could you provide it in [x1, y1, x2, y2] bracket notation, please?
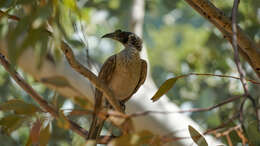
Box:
[120, 47, 140, 64]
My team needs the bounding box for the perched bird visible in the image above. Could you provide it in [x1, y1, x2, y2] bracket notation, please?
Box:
[87, 29, 147, 140]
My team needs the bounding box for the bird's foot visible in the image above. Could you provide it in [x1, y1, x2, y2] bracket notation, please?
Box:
[119, 101, 126, 113]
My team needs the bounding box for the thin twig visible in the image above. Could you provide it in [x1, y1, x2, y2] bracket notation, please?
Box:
[67, 95, 242, 119]
[0, 52, 88, 139]
[226, 134, 233, 146]
[130, 95, 242, 117]
[216, 124, 241, 137]
[231, 0, 260, 131]
[231, 0, 246, 94]
[186, 0, 260, 78]
[185, 0, 260, 133]
[204, 113, 240, 135]
[187, 73, 260, 85]
[162, 114, 240, 144]
[184, 0, 260, 77]
[239, 98, 247, 132]
[0, 9, 123, 113]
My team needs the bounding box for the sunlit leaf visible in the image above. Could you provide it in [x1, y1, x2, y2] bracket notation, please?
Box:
[151, 76, 186, 102]
[0, 99, 40, 115]
[188, 125, 208, 146]
[0, 115, 27, 134]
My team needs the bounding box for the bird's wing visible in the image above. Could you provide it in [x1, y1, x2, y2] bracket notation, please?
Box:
[94, 55, 117, 111]
[122, 59, 147, 103]
[87, 55, 116, 140]
[98, 55, 117, 82]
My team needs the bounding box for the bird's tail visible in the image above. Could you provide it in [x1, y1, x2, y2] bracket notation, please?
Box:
[87, 114, 106, 140]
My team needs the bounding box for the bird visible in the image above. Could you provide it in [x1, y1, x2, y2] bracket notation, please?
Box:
[87, 29, 147, 141]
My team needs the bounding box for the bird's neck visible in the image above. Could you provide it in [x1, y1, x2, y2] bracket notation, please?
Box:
[123, 46, 139, 55]
[124, 43, 142, 52]
[119, 46, 140, 64]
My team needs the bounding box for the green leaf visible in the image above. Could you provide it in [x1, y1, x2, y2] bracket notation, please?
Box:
[41, 76, 72, 87]
[188, 125, 208, 146]
[7, 16, 31, 64]
[0, 115, 27, 134]
[151, 76, 185, 102]
[0, 99, 40, 115]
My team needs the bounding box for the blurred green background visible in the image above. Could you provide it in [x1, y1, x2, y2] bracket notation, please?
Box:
[0, 0, 260, 145]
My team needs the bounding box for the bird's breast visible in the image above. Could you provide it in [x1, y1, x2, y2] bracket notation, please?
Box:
[108, 53, 141, 101]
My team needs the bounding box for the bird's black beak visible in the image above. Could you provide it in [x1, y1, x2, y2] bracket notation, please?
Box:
[101, 32, 117, 39]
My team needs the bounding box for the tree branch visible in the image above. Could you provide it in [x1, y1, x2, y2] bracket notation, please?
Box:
[185, 0, 260, 133]
[230, 0, 260, 131]
[185, 0, 260, 78]
[0, 9, 123, 113]
[0, 52, 89, 139]
[60, 41, 123, 112]
[128, 95, 243, 118]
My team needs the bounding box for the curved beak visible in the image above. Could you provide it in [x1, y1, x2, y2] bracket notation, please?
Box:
[101, 32, 116, 39]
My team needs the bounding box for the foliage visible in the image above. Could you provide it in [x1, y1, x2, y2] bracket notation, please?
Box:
[0, 0, 260, 145]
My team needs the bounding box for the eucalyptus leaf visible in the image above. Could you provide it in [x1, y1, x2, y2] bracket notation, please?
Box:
[188, 125, 208, 146]
[151, 75, 186, 102]
[41, 76, 71, 87]
[0, 114, 27, 134]
[0, 99, 40, 115]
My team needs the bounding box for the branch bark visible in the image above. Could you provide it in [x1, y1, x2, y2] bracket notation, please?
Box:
[60, 41, 123, 113]
[0, 52, 89, 139]
[230, 0, 260, 131]
[185, 0, 260, 78]
[0, 9, 123, 113]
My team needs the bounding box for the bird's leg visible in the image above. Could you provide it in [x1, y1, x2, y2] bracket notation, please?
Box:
[119, 100, 126, 113]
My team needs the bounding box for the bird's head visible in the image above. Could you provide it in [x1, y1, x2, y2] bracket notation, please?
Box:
[102, 29, 143, 51]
